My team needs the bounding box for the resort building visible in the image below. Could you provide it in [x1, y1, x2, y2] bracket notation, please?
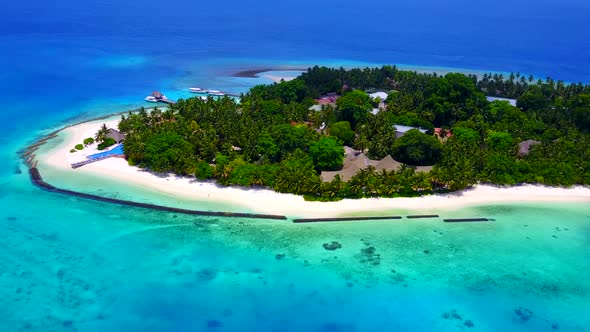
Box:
[434, 128, 452, 140]
[486, 96, 517, 106]
[393, 125, 427, 138]
[369, 91, 388, 101]
[309, 104, 323, 112]
[151, 91, 164, 100]
[107, 129, 125, 143]
[316, 92, 339, 105]
[320, 147, 432, 182]
[518, 139, 541, 157]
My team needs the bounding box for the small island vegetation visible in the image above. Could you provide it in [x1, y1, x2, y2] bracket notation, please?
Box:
[95, 123, 117, 150]
[117, 66, 590, 200]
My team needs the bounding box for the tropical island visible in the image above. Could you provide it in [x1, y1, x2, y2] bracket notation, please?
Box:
[29, 65, 590, 218]
[109, 66, 590, 201]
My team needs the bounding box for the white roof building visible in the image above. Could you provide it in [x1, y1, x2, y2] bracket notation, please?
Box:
[486, 96, 517, 106]
[369, 91, 388, 101]
[393, 125, 427, 138]
[309, 104, 323, 112]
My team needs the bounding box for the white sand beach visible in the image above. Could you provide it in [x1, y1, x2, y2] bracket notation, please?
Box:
[264, 74, 297, 83]
[36, 115, 590, 218]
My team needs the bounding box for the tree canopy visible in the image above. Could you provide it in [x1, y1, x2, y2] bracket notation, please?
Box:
[116, 65, 590, 201]
[392, 129, 442, 166]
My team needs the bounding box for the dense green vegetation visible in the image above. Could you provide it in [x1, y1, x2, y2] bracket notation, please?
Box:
[97, 138, 116, 151]
[118, 65, 590, 201]
[95, 123, 116, 150]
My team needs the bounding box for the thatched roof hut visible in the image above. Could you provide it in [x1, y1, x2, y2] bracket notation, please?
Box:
[518, 139, 541, 157]
[107, 129, 125, 143]
[152, 91, 163, 99]
[348, 153, 370, 170]
[321, 153, 407, 182]
[374, 155, 402, 172]
[414, 165, 434, 173]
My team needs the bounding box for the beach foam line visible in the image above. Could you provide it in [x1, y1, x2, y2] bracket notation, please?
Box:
[28, 167, 288, 221]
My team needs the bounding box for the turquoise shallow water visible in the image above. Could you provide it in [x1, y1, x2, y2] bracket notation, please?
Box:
[3, 65, 590, 332]
[2, 1, 590, 329]
[2, 168, 590, 331]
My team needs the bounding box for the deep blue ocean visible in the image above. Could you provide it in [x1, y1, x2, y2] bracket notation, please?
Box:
[1, 1, 590, 331]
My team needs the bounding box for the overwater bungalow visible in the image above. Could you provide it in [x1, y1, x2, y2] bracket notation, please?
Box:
[152, 91, 165, 100]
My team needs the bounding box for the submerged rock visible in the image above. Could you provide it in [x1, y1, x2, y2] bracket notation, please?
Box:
[514, 307, 533, 322]
[275, 254, 285, 260]
[207, 320, 223, 328]
[197, 268, 217, 281]
[361, 246, 376, 255]
[464, 320, 474, 327]
[323, 241, 342, 251]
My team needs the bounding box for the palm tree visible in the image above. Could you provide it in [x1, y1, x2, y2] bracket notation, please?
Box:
[163, 108, 176, 122]
[95, 123, 109, 143]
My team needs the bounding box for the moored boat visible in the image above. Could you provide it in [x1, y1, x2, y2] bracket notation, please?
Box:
[207, 89, 225, 96]
[145, 96, 158, 103]
[189, 87, 206, 93]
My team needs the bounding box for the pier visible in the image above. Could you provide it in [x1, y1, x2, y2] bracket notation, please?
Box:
[157, 98, 175, 105]
[148, 91, 176, 105]
[71, 154, 125, 168]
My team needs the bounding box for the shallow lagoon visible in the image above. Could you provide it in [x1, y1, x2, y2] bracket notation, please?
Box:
[2, 175, 589, 331]
[2, 0, 590, 330]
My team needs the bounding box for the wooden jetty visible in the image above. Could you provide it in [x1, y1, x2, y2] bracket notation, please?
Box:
[151, 91, 175, 105]
[158, 98, 175, 105]
[71, 154, 125, 168]
[406, 214, 440, 219]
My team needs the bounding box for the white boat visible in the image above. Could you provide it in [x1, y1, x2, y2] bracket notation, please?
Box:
[207, 90, 225, 96]
[145, 96, 158, 103]
[189, 87, 206, 93]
